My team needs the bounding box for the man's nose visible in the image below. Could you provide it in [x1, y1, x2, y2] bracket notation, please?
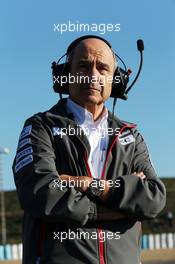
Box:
[89, 65, 100, 79]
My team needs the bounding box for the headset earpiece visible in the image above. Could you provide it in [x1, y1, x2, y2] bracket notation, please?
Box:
[111, 67, 129, 100]
[52, 62, 70, 95]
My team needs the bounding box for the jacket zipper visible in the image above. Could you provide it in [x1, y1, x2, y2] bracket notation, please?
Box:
[97, 227, 106, 264]
[83, 124, 136, 264]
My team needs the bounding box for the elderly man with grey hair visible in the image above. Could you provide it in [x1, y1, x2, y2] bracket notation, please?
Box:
[13, 35, 166, 264]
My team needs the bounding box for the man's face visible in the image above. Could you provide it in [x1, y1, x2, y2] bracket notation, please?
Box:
[68, 38, 116, 108]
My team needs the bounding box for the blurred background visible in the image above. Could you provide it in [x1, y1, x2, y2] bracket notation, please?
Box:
[0, 0, 175, 263]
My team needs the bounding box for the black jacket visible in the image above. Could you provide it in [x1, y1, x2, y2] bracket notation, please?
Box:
[12, 98, 166, 264]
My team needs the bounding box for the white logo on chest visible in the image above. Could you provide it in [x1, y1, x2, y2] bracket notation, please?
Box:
[118, 134, 135, 145]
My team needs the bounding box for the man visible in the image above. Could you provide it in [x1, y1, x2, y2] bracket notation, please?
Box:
[13, 35, 166, 264]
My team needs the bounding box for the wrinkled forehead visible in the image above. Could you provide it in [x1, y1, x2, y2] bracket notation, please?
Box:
[71, 38, 114, 62]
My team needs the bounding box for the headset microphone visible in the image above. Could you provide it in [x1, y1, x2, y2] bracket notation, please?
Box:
[124, 39, 144, 96]
[110, 38, 144, 121]
[137, 39, 144, 52]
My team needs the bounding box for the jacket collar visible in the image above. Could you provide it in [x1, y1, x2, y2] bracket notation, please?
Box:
[46, 98, 136, 158]
[48, 98, 136, 129]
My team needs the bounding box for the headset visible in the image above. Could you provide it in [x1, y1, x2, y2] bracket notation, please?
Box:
[51, 35, 144, 102]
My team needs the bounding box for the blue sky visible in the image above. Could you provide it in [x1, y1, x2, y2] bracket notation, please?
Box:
[0, 0, 175, 190]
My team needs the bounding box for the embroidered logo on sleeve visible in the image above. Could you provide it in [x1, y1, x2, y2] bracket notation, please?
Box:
[19, 125, 32, 140]
[119, 134, 135, 145]
[15, 155, 33, 173]
[17, 138, 31, 151]
[16, 146, 33, 162]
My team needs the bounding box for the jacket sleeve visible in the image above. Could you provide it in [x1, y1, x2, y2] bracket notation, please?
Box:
[106, 129, 166, 220]
[12, 115, 97, 226]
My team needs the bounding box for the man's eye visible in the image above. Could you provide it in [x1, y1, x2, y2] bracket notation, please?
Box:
[98, 67, 108, 73]
[98, 64, 109, 71]
[79, 63, 88, 68]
